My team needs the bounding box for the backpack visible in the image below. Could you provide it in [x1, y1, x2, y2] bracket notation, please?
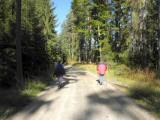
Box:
[55, 64, 65, 76]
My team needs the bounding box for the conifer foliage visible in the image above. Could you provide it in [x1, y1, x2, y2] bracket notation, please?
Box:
[61, 0, 160, 72]
[0, 0, 57, 87]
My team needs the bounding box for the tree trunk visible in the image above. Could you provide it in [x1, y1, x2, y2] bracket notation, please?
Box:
[88, 38, 91, 63]
[16, 0, 24, 88]
[78, 49, 81, 63]
[98, 25, 102, 62]
[142, 0, 147, 67]
[85, 36, 88, 62]
[158, 0, 160, 71]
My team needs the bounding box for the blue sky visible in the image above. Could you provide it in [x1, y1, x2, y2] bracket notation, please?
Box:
[53, 0, 72, 34]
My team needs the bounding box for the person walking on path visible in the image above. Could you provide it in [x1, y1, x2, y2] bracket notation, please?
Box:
[97, 62, 107, 85]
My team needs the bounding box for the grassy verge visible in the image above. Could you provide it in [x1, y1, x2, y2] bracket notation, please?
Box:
[0, 77, 53, 120]
[22, 81, 47, 97]
[74, 63, 160, 118]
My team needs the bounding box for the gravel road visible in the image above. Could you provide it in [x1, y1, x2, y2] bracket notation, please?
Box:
[8, 67, 158, 120]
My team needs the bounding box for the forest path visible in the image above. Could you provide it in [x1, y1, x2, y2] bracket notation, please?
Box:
[8, 67, 157, 120]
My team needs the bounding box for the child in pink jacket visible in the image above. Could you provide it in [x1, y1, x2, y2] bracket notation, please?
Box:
[97, 63, 107, 85]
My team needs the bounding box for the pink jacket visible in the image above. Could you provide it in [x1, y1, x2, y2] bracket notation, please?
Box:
[97, 64, 107, 75]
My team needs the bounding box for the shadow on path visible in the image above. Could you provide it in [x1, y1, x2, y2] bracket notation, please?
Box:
[20, 98, 57, 120]
[75, 90, 143, 120]
[55, 67, 86, 90]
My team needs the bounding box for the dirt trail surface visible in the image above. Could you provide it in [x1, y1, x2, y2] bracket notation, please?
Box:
[8, 67, 158, 120]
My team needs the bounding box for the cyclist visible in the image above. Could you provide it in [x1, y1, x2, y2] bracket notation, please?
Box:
[54, 61, 65, 87]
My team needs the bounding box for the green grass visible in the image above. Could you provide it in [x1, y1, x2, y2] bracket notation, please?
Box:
[129, 83, 160, 117]
[74, 63, 160, 118]
[0, 81, 49, 120]
[22, 81, 47, 97]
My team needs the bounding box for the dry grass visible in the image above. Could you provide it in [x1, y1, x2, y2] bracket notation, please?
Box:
[73, 63, 97, 73]
[73, 63, 160, 86]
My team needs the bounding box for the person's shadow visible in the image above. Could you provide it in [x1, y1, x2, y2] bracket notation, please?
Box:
[96, 79, 100, 85]
[58, 80, 69, 89]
